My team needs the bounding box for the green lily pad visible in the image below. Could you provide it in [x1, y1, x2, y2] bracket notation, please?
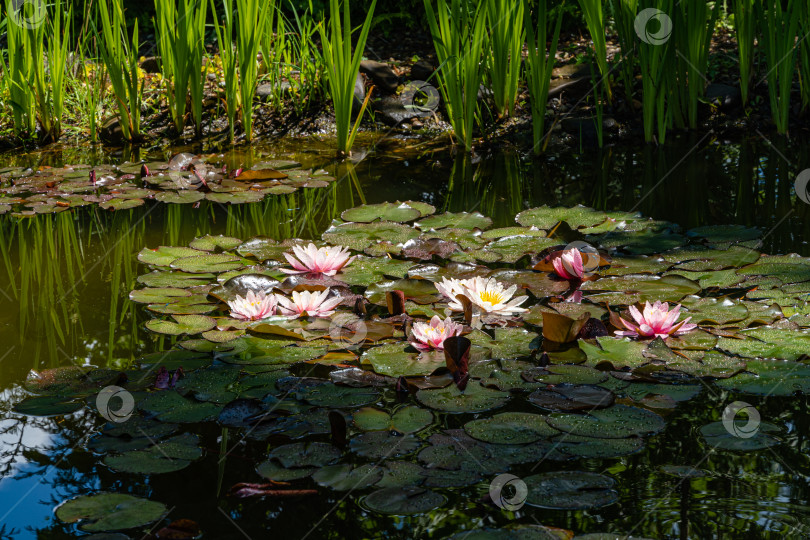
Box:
[375, 462, 426, 488]
[700, 421, 781, 450]
[582, 274, 701, 304]
[717, 328, 810, 361]
[416, 382, 510, 413]
[349, 431, 424, 459]
[256, 460, 316, 481]
[548, 404, 666, 438]
[103, 433, 202, 474]
[579, 337, 649, 370]
[362, 343, 445, 377]
[716, 359, 810, 396]
[138, 391, 222, 423]
[129, 287, 191, 304]
[341, 202, 423, 223]
[154, 191, 206, 204]
[469, 328, 538, 359]
[353, 406, 434, 433]
[524, 471, 617, 510]
[337, 256, 413, 286]
[363, 487, 446, 515]
[269, 441, 341, 468]
[416, 211, 492, 230]
[464, 412, 559, 444]
[557, 435, 645, 458]
[13, 395, 83, 416]
[55, 493, 168, 532]
[145, 314, 216, 336]
[188, 235, 242, 251]
[313, 463, 385, 490]
[138, 271, 216, 288]
[297, 383, 381, 408]
[365, 279, 442, 305]
[516, 205, 608, 229]
[322, 221, 420, 251]
[171, 254, 243, 273]
[137, 246, 202, 267]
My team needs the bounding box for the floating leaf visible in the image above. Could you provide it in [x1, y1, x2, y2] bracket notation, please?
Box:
[341, 202, 423, 223]
[353, 406, 433, 433]
[313, 463, 384, 490]
[548, 404, 665, 438]
[464, 412, 559, 444]
[145, 314, 216, 336]
[416, 211, 492, 230]
[55, 493, 168, 532]
[700, 421, 781, 450]
[523, 471, 617, 510]
[416, 382, 510, 413]
[363, 487, 446, 515]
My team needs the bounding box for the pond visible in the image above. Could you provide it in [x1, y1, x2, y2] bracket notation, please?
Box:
[1, 134, 810, 539]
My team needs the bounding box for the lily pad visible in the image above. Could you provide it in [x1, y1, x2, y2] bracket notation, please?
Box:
[171, 254, 243, 273]
[353, 406, 434, 433]
[103, 433, 202, 474]
[416, 211, 492, 230]
[313, 463, 384, 490]
[145, 314, 216, 336]
[341, 202, 423, 223]
[524, 471, 618, 510]
[269, 441, 342, 468]
[548, 404, 666, 438]
[463, 412, 559, 444]
[700, 420, 781, 450]
[55, 493, 168, 532]
[363, 487, 446, 515]
[416, 382, 510, 413]
[362, 343, 445, 377]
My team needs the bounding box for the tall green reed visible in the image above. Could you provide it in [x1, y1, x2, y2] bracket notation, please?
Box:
[235, 0, 270, 141]
[577, 0, 611, 102]
[757, 0, 800, 134]
[290, 3, 327, 110]
[424, 0, 488, 153]
[486, 0, 524, 119]
[96, 0, 143, 140]
[154, 0, 209, 135]
[319, 0, 376, 156]
[637, 0, 674, 143]
[670, 0, 718, 129]
[259, 0, 288, 111]
[798, 1, 810, 111]
[732, 0, 755, 105]
[42, 0, 72, 141]
[523, 0, 562, 155]
[72, 36, 108, 143]
[211, 0, 239, 141]
[608, 0, 638, 103]
[1, 0, 43, 135]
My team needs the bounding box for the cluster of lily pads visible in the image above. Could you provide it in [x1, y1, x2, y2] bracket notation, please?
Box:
[14, 201, 810, 536]
[0, 153, 333, 216]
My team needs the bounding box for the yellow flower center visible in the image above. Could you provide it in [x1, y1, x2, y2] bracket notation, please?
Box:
[479, 291, 503, 305]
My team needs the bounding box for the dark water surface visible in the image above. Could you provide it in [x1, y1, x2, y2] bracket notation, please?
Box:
[1, 134, 810, 539]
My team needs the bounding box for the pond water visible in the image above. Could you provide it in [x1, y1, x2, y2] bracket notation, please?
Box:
[1, 134, 810, 539]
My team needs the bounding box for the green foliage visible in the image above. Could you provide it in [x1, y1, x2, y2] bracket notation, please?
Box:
[756, 0, 800, 134]
[577, 0, 611, 101]
[485, 0, 524, 118]
[733, 0, 755, 105]
[523, 0, 562, 154]
[318, 0, 377, 156]
[96, 0, 143, 140]
[424, 0, 488, 152]
[154, 0, 209, 134]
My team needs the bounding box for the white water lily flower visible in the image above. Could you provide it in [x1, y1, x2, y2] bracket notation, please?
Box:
[435, 277, 474, 311]
[461, 276, 528, 316]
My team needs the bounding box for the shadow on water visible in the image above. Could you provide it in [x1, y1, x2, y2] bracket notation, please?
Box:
[1, 135, 810, 538]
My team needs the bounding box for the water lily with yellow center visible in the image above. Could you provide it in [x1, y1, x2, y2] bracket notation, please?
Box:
[276, 289, 342, 318]
[461, 277, 528, 315]
[227, 290, 278, 321]
[409, 316, 464, 351]
[282, 243, 355, 276]
[615, 301, 697, 339]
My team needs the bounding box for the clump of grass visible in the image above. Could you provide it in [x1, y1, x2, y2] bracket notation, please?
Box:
[577, 0, 611, 102]
[424, 0, 488, 153]
[235, 0, 270, 141]
[756, 0, 800, 134]
[154, 0, 209, 135]
[318, 0, 376, 156]
[608, 0, 638, 103]
[670, 0, 719, 129]
[732, 0, 755, 105]
[43, 0, 72, 141]
[523, 0, 562, 154]
[1, 0, 43, 135]
[637, 0, 674, 143]
[211, 0, 239, 141]
[486, 0, 524, 119]
[96, 0, 143, 141]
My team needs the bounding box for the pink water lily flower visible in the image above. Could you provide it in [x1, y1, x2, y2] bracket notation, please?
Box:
[615, 301, 698, 339]
[227, 290, 278, 321]
[410, 316, 464, 350]
[552, 248, 585, 280]
[276, 289, 342, 318]
[282, 243, 354, 276]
